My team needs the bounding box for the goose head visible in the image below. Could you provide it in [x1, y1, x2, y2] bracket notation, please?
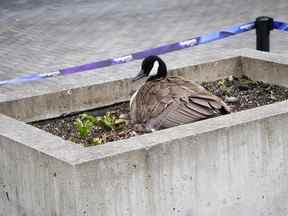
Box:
[133, 55, 167, 81]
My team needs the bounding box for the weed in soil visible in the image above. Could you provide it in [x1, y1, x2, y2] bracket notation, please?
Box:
[31, 103, 133, 147]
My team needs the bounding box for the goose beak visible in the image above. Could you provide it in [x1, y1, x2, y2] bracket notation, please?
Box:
[132, 70, 146, 81]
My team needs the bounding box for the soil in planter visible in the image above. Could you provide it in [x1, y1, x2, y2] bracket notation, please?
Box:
[30, 75, 288, 147]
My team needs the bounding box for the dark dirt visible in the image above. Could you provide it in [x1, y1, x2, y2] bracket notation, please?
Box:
[201, 75, 288, 111]
[31, 102, 133, 147]
[30, 75, 288, 147]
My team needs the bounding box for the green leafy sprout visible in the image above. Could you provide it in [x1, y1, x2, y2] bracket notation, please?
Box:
[74, 114, 95, 138]
[74, 112, 127, 144]
[98, 112, 127, 130]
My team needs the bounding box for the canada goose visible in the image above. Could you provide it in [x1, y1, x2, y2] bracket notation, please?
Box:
[130, 55, 230, 131]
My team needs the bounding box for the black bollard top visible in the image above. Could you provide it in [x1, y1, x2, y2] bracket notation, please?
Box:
[255, 16, 274, 31]
[255, 16, 274, 52]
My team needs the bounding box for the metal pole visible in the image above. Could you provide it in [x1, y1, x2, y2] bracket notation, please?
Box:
[255, 16, 274, 52]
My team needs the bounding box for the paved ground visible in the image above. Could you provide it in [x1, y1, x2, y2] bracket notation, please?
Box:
[0, 0, 287, 80]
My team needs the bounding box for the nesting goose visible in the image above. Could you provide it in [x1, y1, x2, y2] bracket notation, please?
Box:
[130, 55, 230, 131]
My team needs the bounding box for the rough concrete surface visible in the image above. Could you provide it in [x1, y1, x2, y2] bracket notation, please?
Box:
[1, 95, 288, 216]
[0, 50, 288, 215]
[1, 0, 288, 215]
[0, 0, 287, 82]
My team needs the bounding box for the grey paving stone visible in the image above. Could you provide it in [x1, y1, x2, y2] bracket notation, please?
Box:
[0, 0, 287, 81]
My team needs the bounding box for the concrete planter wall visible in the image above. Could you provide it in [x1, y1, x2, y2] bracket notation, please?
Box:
[1, 49, 288, 216]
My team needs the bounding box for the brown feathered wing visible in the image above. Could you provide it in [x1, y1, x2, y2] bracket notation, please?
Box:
[130, 77, 230, 130]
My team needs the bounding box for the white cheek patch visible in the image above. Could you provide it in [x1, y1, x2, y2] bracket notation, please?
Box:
[150, 61, 159, 76]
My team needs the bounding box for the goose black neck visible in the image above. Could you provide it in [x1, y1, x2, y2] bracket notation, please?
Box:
[148, 57, 167, 81]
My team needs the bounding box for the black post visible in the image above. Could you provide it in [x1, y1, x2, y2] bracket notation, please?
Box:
[255, 16, 274, 52]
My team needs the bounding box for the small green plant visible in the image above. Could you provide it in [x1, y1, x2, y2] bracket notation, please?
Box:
[74, 112, 128, 143]
[91, 137, 104, 145]
[80, 113, 98, 124]
[97, 112, 127, 130]
[218, 79, 226, 89]
[74, 114, 95, 138]
[239, 76, 256, 85]
[217, 79, 232, 96]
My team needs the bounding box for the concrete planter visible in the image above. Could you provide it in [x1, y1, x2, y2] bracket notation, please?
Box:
[1, 49, 288, 216]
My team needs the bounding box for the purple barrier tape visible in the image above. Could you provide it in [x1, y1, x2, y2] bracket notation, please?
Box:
[60, 21, 255, 74]
[0, 21, 256, 86]
[0, 71, 60, 86]
[273, 21, 288, 32]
